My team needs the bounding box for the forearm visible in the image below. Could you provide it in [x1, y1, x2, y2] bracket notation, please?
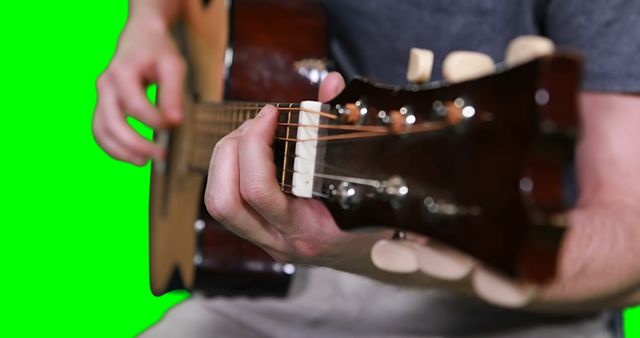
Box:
[531, 92, 640, 311]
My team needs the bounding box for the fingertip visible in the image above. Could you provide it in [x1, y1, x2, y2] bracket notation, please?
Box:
[132, 156, 148, 167]
[256, 104, 278, 118]
[472, 267, 536, 308]
[415, 242, 474, 280]
[319, 72, 346, 102]
[370, 240, 420, 273]
[164, 109, 183, 125]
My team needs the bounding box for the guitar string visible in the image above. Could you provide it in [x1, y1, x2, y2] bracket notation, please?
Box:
[193, 121, 388, 133]
[189, 149, 362, 180]
[280, 169, 382, 188]
[189, 147, 386, 199]
[188, 105, 453, 196]
[195, 105, 337, 119]
[193, 120, 453, 143]
[193, 105, 456, 142]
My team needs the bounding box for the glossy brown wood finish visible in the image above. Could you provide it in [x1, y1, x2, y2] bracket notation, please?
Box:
[227, 0, 326, 102]
[276, 54, 582, 282]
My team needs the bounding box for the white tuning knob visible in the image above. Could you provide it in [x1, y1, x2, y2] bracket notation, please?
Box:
[442, 51, 496, 83]
[505, 35, 555, 66]
[406, 48, 434, 83]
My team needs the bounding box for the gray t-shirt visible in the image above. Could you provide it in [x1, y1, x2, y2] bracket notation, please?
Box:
[325, 0, 640, 93]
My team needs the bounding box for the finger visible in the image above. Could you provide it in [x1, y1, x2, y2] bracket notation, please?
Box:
[157, 53, 185, 124]
[415, 241, 475, 280]
[109, 66, 165, 128]
[238, 105, 290, 226]
[210, 118, 254, 160]
[370, 239, 420, 273]
[94, 123, 146, 166]
[318, 72, 345, 103]
[99, 79, 165, 161]
[472, 266, 537, 308]
[205, 126, 285, 250]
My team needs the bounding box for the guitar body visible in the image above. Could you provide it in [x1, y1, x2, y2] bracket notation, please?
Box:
[149, 0, 327, 296]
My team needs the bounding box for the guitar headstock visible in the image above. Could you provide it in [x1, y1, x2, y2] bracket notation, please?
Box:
[277, 36, 582, 282]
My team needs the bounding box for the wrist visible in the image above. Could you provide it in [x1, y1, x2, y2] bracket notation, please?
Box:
[127, 0, 184, 33]
[127, 11, 169, 36]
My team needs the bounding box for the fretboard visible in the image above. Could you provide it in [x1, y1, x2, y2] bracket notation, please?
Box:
[190, 101, 302, 172]
[188, 100, 326, 200]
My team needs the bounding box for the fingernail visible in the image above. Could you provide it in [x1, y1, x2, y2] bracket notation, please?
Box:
[472, 268, 536, 308]
[168, 110, 182, 124]
[134, 157, 147, 166]
[416, 242, 474, 280]
[256, 105, 275, 118]
[371, 240, 420, 273]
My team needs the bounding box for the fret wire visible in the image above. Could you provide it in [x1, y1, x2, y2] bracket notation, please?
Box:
[190, 141, 355, 177]
[194, 116, 251, 124]
[234, 106, 238, 128]
[194, 108, 303, 118]
[281, 103, 293, 190]
[184, 151, 330, 200]
[273, 182, 327, 198]
[193, 106, 307, 122]
[194, 118, 387, 135]
[194, 101, 300, 111]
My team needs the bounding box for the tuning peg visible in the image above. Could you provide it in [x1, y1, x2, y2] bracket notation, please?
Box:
[371, 239, 420, 273]
[505, 35, 555, 66]
[406, 48, 434, 84]
[442, 51, 496, 83]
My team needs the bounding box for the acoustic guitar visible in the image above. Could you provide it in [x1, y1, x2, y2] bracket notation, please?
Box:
[149, 0, 582, 296]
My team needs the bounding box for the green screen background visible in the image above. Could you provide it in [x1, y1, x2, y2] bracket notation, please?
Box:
[0, 1, 637, 336]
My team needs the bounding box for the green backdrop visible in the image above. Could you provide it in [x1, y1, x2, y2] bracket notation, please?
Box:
[0, 1, 637, 337]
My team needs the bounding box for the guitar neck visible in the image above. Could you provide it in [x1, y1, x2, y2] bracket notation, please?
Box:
[189, 101, 310, 174]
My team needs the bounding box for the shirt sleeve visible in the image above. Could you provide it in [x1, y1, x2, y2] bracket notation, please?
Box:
[545, 0, 640, 93]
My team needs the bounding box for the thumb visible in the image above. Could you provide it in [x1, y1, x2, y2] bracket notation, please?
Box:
[318, 72, 345, 103]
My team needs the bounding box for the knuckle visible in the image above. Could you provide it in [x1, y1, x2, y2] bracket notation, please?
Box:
[127, 101, 150, 116]
[96, 75, 110, 91]
[268, 251, 292, 264]
[204, 194, 236, 225]
[109, 63, 131, 82]
[91, 119, 104, 142]
[211, 137, 235, 160]
[102, 117, 120, 137]
[239, 182, 272, 209]
[166, 55, 186, 73]
[289, 240, 325, 261]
